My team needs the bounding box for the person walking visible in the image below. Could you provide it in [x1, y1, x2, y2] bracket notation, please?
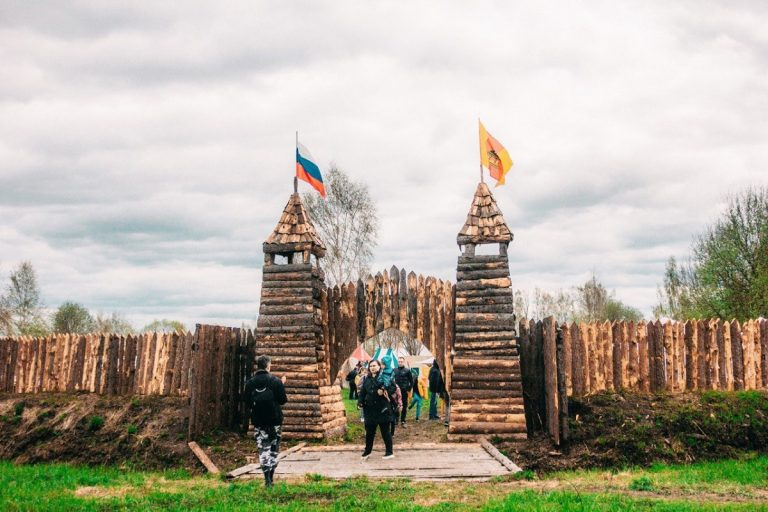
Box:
[346, 362, 360, 400]
[428, 359, 444, 420]
[357, 359, 396, 460]
[393, 357, 414, 428]
[243, 355, 287, 487]
[408, 374, 426, 421]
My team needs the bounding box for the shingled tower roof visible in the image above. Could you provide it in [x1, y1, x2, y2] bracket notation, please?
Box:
[457, 182, 513, 245]
[264, 193, 326, 257]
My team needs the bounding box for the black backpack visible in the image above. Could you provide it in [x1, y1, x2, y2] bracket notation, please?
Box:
[250, 382, 277, 423]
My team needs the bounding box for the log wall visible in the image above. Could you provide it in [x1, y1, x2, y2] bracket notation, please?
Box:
[254, 262, 346, 440]
[523, 318, 768, 446]
[560, 319, 768, 396]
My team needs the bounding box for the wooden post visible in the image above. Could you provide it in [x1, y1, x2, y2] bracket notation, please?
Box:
[612, 321, 623, 391]
[561, 322, 572, 396]
[760, 319, 768, 389]
[707, 320, 720, 390]
[543, 317, 559, 446]
[730, 320, 744, 390]
[662, 322, 673, 392]
[627, 321, 638, 390]
[570, 322, 584, 397]
[555, 326, 569, 446]
[650, 321, 665, 392]
[685, 320, 697, 391]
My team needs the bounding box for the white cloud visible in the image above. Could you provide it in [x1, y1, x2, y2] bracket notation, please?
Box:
[1, 0, 766, 326]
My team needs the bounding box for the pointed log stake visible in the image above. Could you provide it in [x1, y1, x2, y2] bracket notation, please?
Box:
[188, 441, 220, 474]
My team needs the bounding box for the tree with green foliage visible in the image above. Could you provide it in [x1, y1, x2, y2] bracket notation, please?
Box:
[1, 261, 48, 336]
[303, 166, 378, 286]
[52, 302, 94, 334]
[93, 312, 135, 334]
[141, 319, 186, 334]
[603, 297, 643, 322]
[656, 187, 768, 320]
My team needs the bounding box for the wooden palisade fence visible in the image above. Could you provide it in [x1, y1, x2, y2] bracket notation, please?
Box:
[0, 331, 195, 396]
[0, 326, 255, 439]
[521, 317, 768, 447]
[326, 266, 454, 384]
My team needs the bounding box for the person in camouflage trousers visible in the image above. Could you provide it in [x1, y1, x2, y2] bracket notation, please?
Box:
[244, 355, 287, 487]
[254, 425, 282, 479]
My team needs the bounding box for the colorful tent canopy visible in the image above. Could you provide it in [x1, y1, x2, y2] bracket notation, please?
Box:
[350, 344, 371, 362]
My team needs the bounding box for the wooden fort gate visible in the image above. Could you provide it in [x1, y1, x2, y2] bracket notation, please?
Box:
[254, 182, 524, 440]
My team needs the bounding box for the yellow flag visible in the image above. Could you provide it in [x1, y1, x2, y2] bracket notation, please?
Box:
[479, 120, 513, 186]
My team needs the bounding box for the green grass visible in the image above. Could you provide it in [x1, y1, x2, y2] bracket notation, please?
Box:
[341, 395, 364, 442]
[2, 456, 768, 511]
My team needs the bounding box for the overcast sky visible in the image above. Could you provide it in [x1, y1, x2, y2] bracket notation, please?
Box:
[1, 1, 766, 329]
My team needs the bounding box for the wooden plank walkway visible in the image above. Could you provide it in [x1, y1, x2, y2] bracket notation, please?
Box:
[272, 443, 516, 481]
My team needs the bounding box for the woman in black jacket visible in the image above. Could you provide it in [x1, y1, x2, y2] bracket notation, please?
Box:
[357, 359, 396, 459]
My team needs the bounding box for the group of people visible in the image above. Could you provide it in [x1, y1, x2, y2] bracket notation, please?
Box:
[347, 357, 449, 460]
[241, 354, 450, 487]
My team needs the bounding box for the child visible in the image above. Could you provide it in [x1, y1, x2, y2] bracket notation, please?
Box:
[409, 375, 426, 421]
[379, 352, 396, 387]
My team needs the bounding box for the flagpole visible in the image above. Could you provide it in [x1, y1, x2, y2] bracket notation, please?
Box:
[294, 130, 298, 194]
[478, 118, 484, 183]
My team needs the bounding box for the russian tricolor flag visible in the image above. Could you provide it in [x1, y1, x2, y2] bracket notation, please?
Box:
[296, 141, 326, 197]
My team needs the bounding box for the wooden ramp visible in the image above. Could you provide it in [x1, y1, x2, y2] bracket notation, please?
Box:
[266, 442, 519, 481]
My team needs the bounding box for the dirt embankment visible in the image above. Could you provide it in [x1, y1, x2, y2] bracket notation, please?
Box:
[0, 393, 196, 470]
[501, 390, 768, 473]
[3, 390, 767, 476]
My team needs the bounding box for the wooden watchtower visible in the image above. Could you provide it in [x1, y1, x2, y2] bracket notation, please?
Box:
[255, 192, 346, 439]
[449, 182, 527, 440]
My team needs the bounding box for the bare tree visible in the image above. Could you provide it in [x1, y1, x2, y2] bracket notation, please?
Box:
[0, 303, 11, 335]
[363, 328, 424, 356]
[93, 312, 135, 334]
[303, 166, 378, 286]
[575, 275, 608, 323]
[515, 287, 574, 323]
[513, 289, 530, 320]
[2, 261, 48, 335]
[142, 319, 186, 334]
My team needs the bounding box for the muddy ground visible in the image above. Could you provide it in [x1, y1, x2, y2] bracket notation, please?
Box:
[0, 393, 196, 471]
[500, 390, 768, 473]
[2, 390, 766, 475]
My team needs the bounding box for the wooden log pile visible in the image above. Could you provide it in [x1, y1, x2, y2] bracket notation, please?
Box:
[449, 182, 524, 440]
[254, 192, 346, 440]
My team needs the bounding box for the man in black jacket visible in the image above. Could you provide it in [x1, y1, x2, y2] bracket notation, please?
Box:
[346, 362, 360, 400]
[243, 355, 287, 487]
[393, 357, 414, 427]
[428, 359, 444, 420]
